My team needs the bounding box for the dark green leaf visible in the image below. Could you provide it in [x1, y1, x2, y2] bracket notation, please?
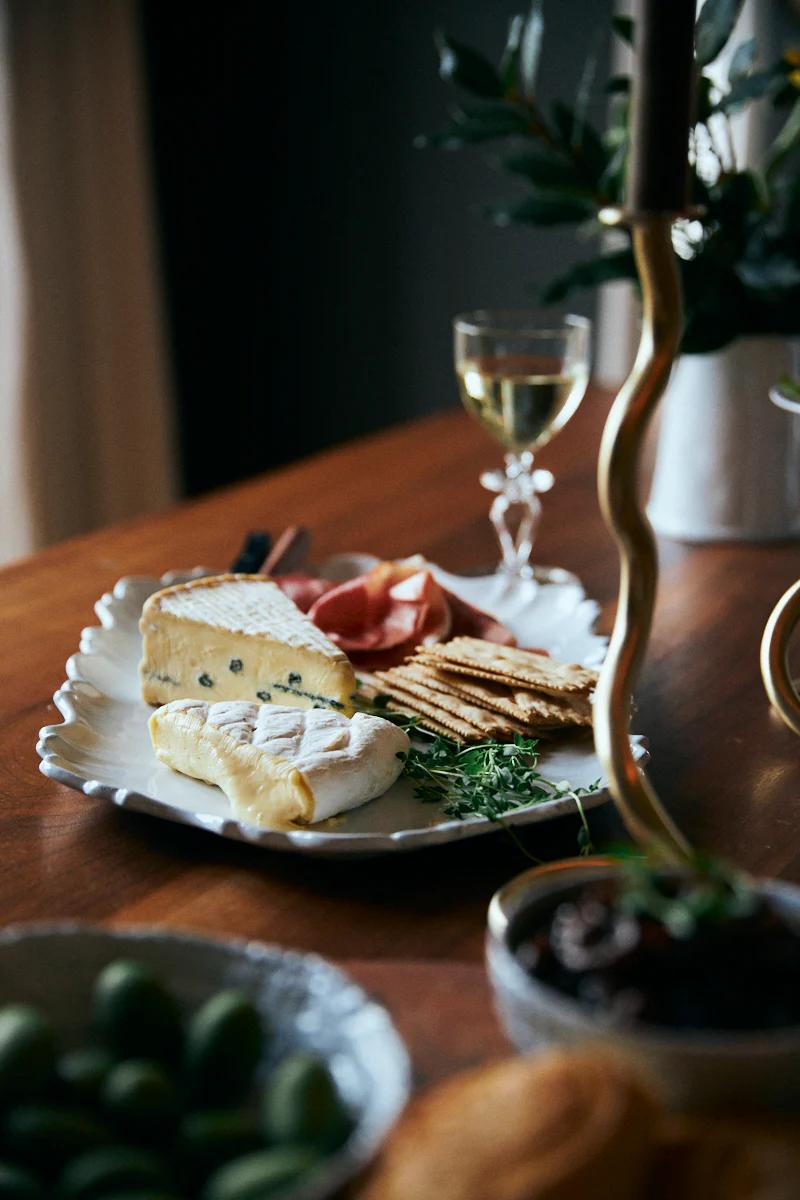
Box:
[786, 175, 800, 232]
[416, 100, 530, 149]
[767, 96, 800, 178]
[695, 0, 745, 67]
[727, 37, 756, 85]
[735, 254, 800, 290]
[719, 64, 785, 114]
[773, 79, 800, 109]
[456, 99, 529, 124]
[541, 249, 636, 304]
[708, 170, 763, 229]
[694, 73, 715, 124]
[519, 0, 545, 102]
[552, 101, 608, 185]
[680, 253, 745, 353]
[500, 14, 525, 93]
[486, 193, 595, 227]
[605, 75, 630, 96]
[501, 144, 581, 189]
[611, 15, 634, 45]
[574, 40, 601, 136]
[599, 135, 628, 203]
[434, 32, 503, 98]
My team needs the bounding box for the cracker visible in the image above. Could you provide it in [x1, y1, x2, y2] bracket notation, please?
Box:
[416, 652, 593, 700]
[454, 678, 590, 728]
[373, 680, 486, 742]
[368, 690, 461, 741]
[398, 663, 542, 725]
[421, 638, 598, 695]
[378, 667, 530, 738]
[409, 660, 592, 729]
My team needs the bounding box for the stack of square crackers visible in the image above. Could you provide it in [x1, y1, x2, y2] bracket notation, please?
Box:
[373, 636, 598, 743]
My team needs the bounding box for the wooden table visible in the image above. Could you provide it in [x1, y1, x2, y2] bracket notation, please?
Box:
[3, 387, 800, 1077]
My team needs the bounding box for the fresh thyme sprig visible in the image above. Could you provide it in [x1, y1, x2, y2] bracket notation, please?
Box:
[352, 690, 426, 733]
[401, 733, 600, 853]
[616, 851, 758, 939]
[354, 689, 599, 856]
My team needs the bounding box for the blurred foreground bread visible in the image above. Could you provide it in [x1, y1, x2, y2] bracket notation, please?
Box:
[358, 1048, 659, 1200]
[359, 1046, 800, 1200]
[647, 1115, 800, 1200]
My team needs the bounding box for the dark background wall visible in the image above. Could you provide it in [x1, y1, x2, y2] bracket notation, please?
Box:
[140, 0, 614, 496]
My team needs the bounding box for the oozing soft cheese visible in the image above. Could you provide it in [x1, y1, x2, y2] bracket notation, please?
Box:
[139, 575, 356, 712]
[149, 700, 410, 828]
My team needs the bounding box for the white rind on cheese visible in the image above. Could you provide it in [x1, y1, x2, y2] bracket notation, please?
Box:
[149, 700, 410, 828]
[139, 574, 356, 713]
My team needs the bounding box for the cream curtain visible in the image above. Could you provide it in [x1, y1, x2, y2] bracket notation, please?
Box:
[0, 0, 176, 565]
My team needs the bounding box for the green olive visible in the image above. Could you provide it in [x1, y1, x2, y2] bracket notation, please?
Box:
[184, 991, 264, 1106]
[262, 1052, 351, 1152]
[101, 1061, 179, 1142]
[2, 1105, 108, 1172]
[176, 1110, 261, 1188]
[201, 1147, 320, 1200]
[93, 963, 182, 1064]
[58, 1145, 167, 1199]
[100, 1194, 180, 1200]
[0, 1160, 43, 1199]
[0, 1007, 55, 1104]
[101, 1195, 180, 1200]
[57, 1048, 114, 1107]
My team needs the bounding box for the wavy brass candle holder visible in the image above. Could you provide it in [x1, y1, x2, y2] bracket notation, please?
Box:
[592, 209, 693, 864]
[761, 580, 800, 735]
[759, 384, 800, 735]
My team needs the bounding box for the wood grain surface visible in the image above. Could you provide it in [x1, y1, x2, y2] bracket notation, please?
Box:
[3, 387, 800, 984]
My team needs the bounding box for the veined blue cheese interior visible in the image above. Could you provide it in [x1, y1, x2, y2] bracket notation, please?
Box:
[139, 574, 356, 712]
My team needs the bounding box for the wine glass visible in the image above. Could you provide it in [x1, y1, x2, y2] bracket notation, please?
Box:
[453, 310, 591, 582]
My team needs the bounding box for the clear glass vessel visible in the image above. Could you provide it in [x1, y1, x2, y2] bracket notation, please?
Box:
[454, 310, 591, 581]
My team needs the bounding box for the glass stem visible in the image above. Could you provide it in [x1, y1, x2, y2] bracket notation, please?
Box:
[481, 452, 554, 581]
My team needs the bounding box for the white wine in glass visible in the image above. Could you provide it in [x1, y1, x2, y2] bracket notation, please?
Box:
[454, 311, 591, 581]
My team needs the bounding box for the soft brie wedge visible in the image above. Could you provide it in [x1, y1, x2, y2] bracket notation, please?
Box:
[139, 574, 356, 712]
[149, 700, 410, 828]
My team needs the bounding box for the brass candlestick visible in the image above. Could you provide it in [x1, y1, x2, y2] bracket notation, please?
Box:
[593, 212, 693, 863]
[761, 581, 800, 736]
[588, 0, 695, 862]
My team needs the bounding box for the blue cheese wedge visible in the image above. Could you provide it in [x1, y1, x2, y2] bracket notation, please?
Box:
[139, 574, 356, 712]
[149, 700, 410, 828]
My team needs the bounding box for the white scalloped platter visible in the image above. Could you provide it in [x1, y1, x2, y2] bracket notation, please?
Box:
[37, 562, 646, 856]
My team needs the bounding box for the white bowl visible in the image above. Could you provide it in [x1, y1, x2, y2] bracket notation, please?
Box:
[486, 861, 800, 1111]
[0, 922, 410, 1198]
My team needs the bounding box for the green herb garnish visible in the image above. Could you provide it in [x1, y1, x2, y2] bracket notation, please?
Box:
[351, 692, 424, 733]
[615, 851, 757, 938]
[402, 733, 600, 854]
[777, 375, 800, 403]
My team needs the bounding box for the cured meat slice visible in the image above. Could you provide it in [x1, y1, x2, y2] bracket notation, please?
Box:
[308, 563, 452, 666]
[274, 558, 516, 668]
[273, 573, 336, 612]
[442, 587, 516, 646]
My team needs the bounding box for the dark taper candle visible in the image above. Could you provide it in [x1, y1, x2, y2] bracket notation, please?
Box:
[627, 0, 696, 213]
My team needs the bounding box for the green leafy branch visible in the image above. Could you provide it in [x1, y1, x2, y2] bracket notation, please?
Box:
[419, 0, 800, 355]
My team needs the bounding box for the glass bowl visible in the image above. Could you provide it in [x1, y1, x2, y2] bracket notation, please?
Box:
[0, 922, 410, 1198]
[486, 859, 800, 1111]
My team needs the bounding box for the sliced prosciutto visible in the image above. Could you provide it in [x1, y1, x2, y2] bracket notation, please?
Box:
[274, 573, 336, 613]
[273, 558, 515, 669]
[444, 588, 516, 645]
